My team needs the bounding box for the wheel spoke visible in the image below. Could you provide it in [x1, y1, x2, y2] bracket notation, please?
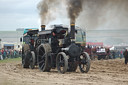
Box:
[38, 51, 47, 70]
[41, 54, 46, 58]
[60, 55, 62, 62]
[56, 52, 68, 73]
[40, 63, 45, 69]
[30, 57, 32, 61]
[59, 61, 64, 67]
[38, 59, 44, 64]
[40, 49, 44, 53]
[59, 55, 64, 67]
[58, 55, 64, 72]
[79, 52, 90, 73]
[38, 54, 45, 60]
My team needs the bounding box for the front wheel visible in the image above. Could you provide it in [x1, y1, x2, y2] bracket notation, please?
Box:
[56, 52, 68, 74]
[29, 51, 36, 69]
[79, 52, 91, 73]
[22, 44, 30, 68]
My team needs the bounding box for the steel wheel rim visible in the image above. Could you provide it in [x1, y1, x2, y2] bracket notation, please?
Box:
[57, 54, 65, 72]
[38, 48, 46, 70]
[79, 54, 87, 72]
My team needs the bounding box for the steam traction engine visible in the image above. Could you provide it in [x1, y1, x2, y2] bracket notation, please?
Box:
[21, 24, 91, 74]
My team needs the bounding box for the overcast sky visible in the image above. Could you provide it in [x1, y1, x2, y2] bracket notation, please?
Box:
[0, 0, 128, 31]
[0, 0, 41, 31]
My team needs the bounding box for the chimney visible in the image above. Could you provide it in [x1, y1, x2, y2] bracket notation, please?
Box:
[41, 25, 45, 31]
[70, 23, 75, 39]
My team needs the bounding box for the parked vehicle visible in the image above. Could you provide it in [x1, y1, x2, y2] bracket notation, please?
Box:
[96, 47, 107, 60]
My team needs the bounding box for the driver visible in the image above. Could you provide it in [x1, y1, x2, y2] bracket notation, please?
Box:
[51, 32, 59, 53]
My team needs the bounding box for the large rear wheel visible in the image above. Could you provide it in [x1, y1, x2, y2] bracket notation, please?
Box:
[56, 52, 68, 74]
[79, 52, 91, 73]
[37, 44, 51, 72]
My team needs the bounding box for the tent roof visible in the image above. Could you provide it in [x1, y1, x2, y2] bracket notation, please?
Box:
[4, 44, 14, 46]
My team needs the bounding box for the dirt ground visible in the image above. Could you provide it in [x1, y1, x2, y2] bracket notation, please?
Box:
[0, 58, 128, 85]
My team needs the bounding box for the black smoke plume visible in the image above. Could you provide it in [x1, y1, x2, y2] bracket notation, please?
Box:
[67, 0, 84, 24]
[37, 0, 59, 25]
[37, 0, 84, 25]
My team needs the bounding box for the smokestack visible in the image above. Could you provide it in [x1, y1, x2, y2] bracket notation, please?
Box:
[41, 25, 45, 31]
[70, 23, 75, 39]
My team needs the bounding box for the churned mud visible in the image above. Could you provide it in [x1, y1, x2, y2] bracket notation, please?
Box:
[0, 59, 128, 85]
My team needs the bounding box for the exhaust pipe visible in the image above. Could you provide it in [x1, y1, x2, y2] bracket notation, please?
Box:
[41, 25, 45, 31]
[70, 23, 75, 39]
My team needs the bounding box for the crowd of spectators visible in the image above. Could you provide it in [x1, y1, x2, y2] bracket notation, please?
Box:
[0, 48, 21, 60]
[110, 50, 124, 59]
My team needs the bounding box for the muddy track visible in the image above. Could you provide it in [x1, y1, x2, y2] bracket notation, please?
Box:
[0, 59, 128, 85]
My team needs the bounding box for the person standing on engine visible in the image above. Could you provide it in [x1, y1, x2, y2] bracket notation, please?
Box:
[123, 49, 128, 64]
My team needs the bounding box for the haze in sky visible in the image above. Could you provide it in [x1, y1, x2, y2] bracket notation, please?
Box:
[0, 0, 128, 31]
[0, 0, 69, 31]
